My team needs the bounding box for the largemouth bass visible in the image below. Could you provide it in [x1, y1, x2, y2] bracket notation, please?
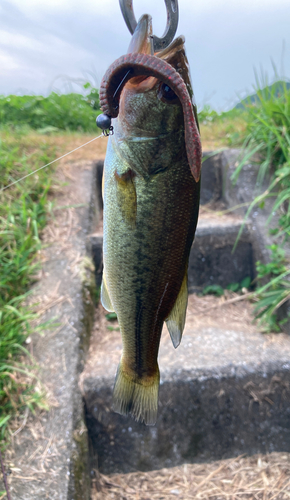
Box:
[99, 14, 201, 425]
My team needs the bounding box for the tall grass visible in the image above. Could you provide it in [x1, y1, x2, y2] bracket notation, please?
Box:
[0, 129, 55, 443]
[233, 78, 290, 331]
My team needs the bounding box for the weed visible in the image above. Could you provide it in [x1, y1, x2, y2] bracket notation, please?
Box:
[202, 284, 224, 297]
[232, 76, 290, 331]
[231, 79, 290, 186]
[254, 245, 290, 332]
[0, 129, 55, 444]
[226, 276, 252, 292]
[106, 326, 120, 332]
[105, 312, 119, 331]
[202, 277, 252, 298]
[0, 83, 100, 132]
[105, 313, 118, 321]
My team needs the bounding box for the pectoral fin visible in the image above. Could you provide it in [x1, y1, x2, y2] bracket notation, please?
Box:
[165, 269, 188, 348]
[115, 169, 137, 227]
[101, 272, 114, 312]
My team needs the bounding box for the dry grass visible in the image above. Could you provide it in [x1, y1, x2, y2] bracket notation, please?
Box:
[5, 130, 108, 165]
[51, 131, 108, 162]
[185, 292, 257, 333]
[92, 453, 290, 500]
[200, 115, 247, 151]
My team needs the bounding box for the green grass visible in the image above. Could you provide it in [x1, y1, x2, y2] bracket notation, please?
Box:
[231, 78, 290, 186]
[0, 83, 100, 132]
[0, 127, 55, 443]
[254, 245, 290, 332]
[201, 277, 252, 298]
[231, 77, 290, 331]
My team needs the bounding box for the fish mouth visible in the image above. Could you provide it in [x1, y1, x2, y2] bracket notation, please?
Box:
[99, 15, 202, 182]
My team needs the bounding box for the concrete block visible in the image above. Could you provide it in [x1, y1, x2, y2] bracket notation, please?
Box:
[200, 151, 222, 205]
[189, 217, 254, 291]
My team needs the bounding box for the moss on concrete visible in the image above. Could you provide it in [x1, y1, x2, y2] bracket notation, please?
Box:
[69, 417, 91, 500]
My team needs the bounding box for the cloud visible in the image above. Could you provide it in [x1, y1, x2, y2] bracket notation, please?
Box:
[0, 48, 19, 74]
[1, 0, 289, 108]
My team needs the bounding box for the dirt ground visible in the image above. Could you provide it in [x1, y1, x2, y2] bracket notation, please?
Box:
[91, 452, 290, 500]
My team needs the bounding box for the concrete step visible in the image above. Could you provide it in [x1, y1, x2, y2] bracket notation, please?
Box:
[189, 213, 255, 292]
[80, 297, 290, 474]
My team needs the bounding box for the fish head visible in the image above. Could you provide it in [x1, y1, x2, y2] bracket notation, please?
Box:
[111, 14, 199, 178]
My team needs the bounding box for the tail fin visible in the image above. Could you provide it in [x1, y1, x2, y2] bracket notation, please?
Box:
[112, 362, 160, 426]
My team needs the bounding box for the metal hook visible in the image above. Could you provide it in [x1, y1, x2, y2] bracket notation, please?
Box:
[119, 0, 179, 52]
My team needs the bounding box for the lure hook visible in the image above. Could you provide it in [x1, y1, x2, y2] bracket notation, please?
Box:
[119, 0, 179, 52]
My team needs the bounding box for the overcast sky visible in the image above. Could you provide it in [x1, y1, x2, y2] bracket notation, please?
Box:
[0, 0, 289, 110]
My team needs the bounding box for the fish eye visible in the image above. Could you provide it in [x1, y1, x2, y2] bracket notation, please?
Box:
[158, 82, 179, 104]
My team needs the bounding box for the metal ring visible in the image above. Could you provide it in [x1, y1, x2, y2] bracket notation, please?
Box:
[119, 0, 179, 51]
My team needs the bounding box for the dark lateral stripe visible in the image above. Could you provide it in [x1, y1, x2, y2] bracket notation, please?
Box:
[135, 296, 143, 378]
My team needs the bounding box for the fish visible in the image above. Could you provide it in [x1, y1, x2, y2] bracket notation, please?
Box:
[99, 13, 202, 425]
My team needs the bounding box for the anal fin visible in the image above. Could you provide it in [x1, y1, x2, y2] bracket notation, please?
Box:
[101, 272, 114, 312]
[165, 268, 188, 348]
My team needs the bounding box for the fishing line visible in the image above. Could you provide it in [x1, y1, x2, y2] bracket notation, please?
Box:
[113, 69, 132, 102]
[0, 133, 104, 193]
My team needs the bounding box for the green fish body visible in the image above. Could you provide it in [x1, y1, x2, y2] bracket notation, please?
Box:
[101, 16, 201, 425]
